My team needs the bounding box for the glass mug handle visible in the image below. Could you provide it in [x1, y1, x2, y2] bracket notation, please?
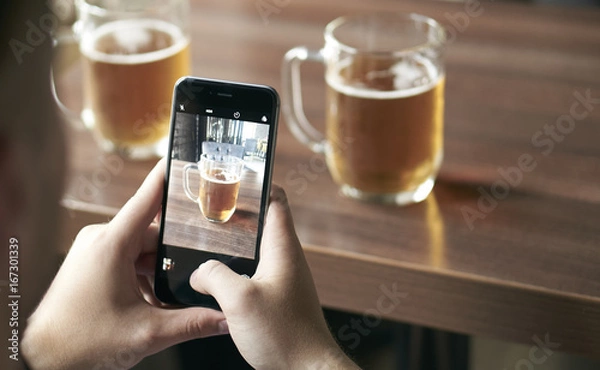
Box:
[281, 47, 327, 154]
[182, 163, 199, 203]
[50, 28, 84, 127]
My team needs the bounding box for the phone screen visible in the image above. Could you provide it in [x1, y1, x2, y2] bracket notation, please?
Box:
[155, 77, 279, 307]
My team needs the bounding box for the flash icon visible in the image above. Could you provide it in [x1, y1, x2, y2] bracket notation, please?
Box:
[162, 258, 175, 271]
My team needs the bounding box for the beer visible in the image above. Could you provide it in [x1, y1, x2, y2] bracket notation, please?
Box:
[81, 19, 190, 147]
[325, 58, 444, 194]
[199, 168, 241, 223]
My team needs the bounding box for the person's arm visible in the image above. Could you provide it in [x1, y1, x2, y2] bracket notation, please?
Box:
[21, 159, 228, 370]
[190, 186, 359, 369]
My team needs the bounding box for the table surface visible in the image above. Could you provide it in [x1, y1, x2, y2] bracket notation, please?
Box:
[58, 0, 600, 357]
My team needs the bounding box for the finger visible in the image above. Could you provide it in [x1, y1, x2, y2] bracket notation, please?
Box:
[267, 184, 293, 226]
[135, 252, 157, 277]
[257, 185, 304, 275]
[110, 159, 166, 236]
[189, 260, 250, 304]
[264, 185, 299, 246]
[141, 222, 160, 254]
[133, 221, 159, 275]
[151, 306, 228, 346]
[138, 274, 162, 306]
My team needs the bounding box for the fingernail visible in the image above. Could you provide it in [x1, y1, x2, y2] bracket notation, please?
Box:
[190, 265, 202, 281]
[218, 320, 229, 335]
[270, 186, 286, 203]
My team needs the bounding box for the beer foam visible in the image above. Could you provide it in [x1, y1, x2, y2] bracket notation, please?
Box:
[81, 19, 188, 65]
[201, 170, 240, 184]
[326, 57, 442, 100]
[113, 27, 153, 54]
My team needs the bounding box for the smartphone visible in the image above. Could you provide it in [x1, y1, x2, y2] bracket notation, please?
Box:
[155, 77, 279, 308]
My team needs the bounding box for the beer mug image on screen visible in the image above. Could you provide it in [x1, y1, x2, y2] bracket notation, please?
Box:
[183, 155, 244, 223]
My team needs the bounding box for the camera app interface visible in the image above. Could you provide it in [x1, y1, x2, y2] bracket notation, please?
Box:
[163, 111, 270, 259]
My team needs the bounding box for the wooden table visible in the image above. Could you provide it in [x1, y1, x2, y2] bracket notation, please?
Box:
[58, 0, 600, 357]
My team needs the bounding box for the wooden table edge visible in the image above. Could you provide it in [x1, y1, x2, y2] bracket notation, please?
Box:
[303, 244, 600, 357]
[302, 244, 600, 305]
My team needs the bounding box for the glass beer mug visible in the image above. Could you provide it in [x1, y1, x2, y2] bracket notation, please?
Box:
[54, 0, 190, 159]
[282, 13, 446, 205]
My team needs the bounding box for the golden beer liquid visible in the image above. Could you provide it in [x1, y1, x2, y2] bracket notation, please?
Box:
[199, 169, 241, 222]
[81, 19, 190, 146]
[325, 58, 444, 194]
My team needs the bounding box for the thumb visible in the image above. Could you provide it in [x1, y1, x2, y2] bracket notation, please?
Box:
[189, 260, 250, 307]
[110, 159, 165, 235]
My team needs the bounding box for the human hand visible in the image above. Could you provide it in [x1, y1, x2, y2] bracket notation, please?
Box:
[22, 159, 228, 370]
[190, 185, 359, 369]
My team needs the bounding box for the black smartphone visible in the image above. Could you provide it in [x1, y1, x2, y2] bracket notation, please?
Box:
[155, 77, 279, 308]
